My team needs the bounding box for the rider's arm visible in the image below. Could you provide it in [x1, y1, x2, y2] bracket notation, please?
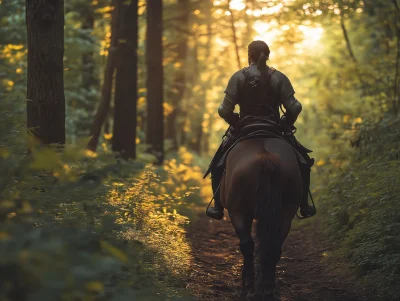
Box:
[284, 95, 302, 124]
[218, 71, 245, 126]
[276, 72, 302, 124]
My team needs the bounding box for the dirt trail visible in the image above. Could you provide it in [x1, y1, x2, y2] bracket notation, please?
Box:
[185, 213, 372, 301]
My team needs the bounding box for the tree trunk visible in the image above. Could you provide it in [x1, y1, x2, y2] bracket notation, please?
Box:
[112, 0, 138, 159]
[26, 0, 65, 145]
[188, 39, 202, 153]
[81, 8, 97, 103]
[77, 6, 98, 135]
[228, 1, 241, 70]
[145, 0, 164, 164]
[164, 0, 190, 150]
[190, 1, 213, 154]
[242, 0, 255, 53]
[87, 2, 119, 151]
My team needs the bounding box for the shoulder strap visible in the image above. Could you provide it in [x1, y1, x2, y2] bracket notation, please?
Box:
[242, 67, 258, 88]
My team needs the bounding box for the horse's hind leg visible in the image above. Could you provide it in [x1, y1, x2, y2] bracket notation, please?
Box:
[229, 211, 255, 297]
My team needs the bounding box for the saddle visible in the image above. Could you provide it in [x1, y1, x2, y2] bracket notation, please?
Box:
[203, 116, 313, 179]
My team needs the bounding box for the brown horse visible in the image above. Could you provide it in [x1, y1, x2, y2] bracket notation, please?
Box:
[220, 137, 302, 300]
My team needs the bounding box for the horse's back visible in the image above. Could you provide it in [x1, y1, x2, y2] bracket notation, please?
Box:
[221, 138, 302, 211]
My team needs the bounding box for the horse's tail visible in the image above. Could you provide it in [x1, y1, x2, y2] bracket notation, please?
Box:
[256, 152, 283, 279]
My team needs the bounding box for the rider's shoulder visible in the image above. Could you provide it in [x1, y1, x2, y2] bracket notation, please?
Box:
[229, 68, 246, 83]
[269, 67, 283, 76]
[269, 68, 290, 83]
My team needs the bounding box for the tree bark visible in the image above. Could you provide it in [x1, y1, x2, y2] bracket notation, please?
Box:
[26, 0, 65, 145]
[112, 0, 138, 159]
[146, 0, 164, 164]
[76, 6, 98, 135]
[228, 1, 241, 70]
[191, 1, 213, 154]
[164, 0, 190, 150]
[340, 15, 357, 64]
[393, 0, 400, 115]
[81, 8, 97, 101]
[87, 2, 119, 151]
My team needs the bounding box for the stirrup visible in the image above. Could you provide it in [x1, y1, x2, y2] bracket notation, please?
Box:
[298, 205, 317, 219]
[296, 189, 317, 219]
[206, 207, 224, 220]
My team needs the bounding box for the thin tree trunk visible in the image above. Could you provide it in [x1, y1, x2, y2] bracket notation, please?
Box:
[146, 0, 164, 164]
[81, 8, 97, 99]
[26, 0, 65, 146]
[164, 0, 190, 150]
[242, 0, 255, 55]
[189, 39, 202, 152]
[191, 4, 213, 154]
[340, 15, 357, 64]
[87, 3, 119, 151]
[78, 6, 98, 134]
[112, 0, 138, 159]
[339, 13, 369, 101]
[228, 1, 241, 70]
[393, 1, 400, 115]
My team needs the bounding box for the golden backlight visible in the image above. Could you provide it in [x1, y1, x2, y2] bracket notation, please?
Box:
[213, 0, 324, 51]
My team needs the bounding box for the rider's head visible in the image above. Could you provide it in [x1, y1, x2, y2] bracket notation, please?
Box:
[248, 40, 270, 66]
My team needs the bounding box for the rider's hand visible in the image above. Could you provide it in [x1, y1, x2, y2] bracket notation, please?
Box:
[280, 115, 295, 132]
[230, 113, 240, 127]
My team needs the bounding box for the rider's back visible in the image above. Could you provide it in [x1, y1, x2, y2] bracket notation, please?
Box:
[224, 64, 298, 123]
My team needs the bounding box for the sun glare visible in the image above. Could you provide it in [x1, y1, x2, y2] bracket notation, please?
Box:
[229, 0, 246, 11]
[212, 0, 325, 57]
[298, 25, 324, 47]
[253, 20, 281, 46]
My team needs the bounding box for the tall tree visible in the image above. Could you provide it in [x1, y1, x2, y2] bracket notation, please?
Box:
[26, 0, 65, 145]
[228, 2, 241, 70]
[81, 4, 98, 117]
[146, 0, 164, 163]
[112, 0, 139, 159]
[190, 1, 213, 154]
[164, 0, 190, 150]
[87, 3, 119, 152]
[72, 2, 99, 136]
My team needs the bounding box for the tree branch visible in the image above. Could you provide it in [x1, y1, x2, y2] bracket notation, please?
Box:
[393, 0, 400, 12]
[340, 15, 358, 64]
[228, 2, 241, 69]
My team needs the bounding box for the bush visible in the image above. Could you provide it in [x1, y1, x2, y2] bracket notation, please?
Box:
[314, 114, 400, 300]
[0, 99, 198, 300]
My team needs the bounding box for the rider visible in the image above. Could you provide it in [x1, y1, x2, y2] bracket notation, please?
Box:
[206, 40, 316, 220]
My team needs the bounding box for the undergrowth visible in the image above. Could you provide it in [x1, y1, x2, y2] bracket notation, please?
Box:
[314, 114, 400, 300]
[0, 99, 201, 300]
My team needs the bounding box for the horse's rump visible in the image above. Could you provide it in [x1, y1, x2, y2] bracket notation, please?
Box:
[221, 138, 302, 214]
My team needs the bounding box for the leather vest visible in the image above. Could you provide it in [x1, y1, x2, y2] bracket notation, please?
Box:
[238, 67, 280, 123]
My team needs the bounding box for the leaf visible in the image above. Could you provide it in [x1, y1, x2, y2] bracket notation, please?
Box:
[86, 281, 104, 293]
[0, 232, 11, 240]
[100, 240, 128, 263]
[30, 148, 61, 170]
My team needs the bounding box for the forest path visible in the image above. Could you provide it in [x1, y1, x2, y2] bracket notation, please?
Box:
[185, 213, 371, 301]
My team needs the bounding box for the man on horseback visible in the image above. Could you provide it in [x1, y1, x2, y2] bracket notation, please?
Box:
[205, 40, 316, 220]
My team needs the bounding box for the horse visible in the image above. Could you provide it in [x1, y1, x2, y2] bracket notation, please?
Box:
[220, 137, 302, 300]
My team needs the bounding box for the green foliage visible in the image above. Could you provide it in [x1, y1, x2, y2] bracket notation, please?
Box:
[0, 99, 198, 300]
[313, 115, 400, 300]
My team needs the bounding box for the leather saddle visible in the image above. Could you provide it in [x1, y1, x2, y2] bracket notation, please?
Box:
[203, 117, 313, 179]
